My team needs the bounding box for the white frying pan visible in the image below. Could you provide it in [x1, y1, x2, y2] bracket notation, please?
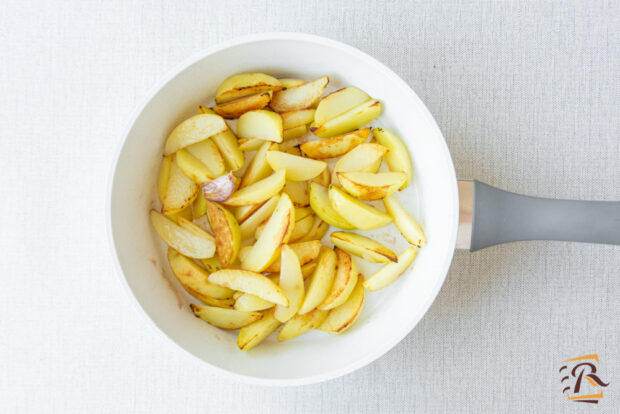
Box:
[107, 33, 620, 386]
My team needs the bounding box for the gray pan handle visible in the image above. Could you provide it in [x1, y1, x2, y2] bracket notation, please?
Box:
[460, 180, 620, 251]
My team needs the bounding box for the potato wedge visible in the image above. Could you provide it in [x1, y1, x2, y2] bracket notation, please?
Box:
[198, 105, 215, 115]
[212, 91, 272, 119]
[363, 246, 418, 291]
[190, 304, 262, 329]
[309, 182, 355, 230]
[383, 195, 426, 247]
[298, 246, 337, 314]
[157, 155, 173, 203]
[193, 191, 207, 219]
[295, 207, 313, 221]
[274, 245, 305, 322]
[239, 195, 280, 240]
[237, 137, 264, 152]
[240, 193, 294, 272]
[282, 125, 308, 141]
[277, 308, 328, 341]
[289, 214, 315, 242]
[176, 148, 217, 184]
[278, 78, 304, 89]
[300, 127, 370, 159]
[270, 76, 328, 112]
[188, 291, 235, 308]
[167, 248, 233, 299]
[233, 201, 266, 223]
[224, 170, 286, 206]
[318, 248, 358, 310]
[329, 185, 392, 230]
[240, 141, 279, 188]
[311, 99, 382, 138]
[164, 114, 228, 155]
[161, 155, 199, 213]
[200, 255, 222, 273]
[301, 260, 319, 279]
[299, 216, 329, 242]
[338, 171, 407, 201]
[318, 274, 365, 334]
[265, 151, 327, 181]
[263, 240, 321, 273]
[373, 128, 413, 189]
[208, 269, 288, 305]
[237, 110, 283, 143]
[206, 202, 241, 267]
[331, 143, 387, 186]
[237, 308, 281, 351]
[234, 293, 274, 312]
[281, 109, 316, 129]
[330, 231, 397, 263]
[312, 168, 331, 187]
[185, 138, 226, 177]
[215, 73, 282, 104]
[199, 106, 245, 171]
[314, 87, 370, 126]
[165, 204, 193, 223]
[151, 210, 215, 258]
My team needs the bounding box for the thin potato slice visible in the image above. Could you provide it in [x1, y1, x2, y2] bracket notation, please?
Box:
[208, 269, 288, 305]
[167, 248, 233, 299]
[239, 195, 280, 240]
[193, 191, 207, 219]
[383, 195, 426, 247]
[299, 217, 329, 242]
[282, 125, 308, 141]
[298, 246, 337, 314]
[318, 248, 358, 310]
[233, 201, 266, 223]
[165, 204, 193, 222]
[151, 210, 215, 258]
[331, 143, 387, 186]
[188, 291, 235, 308]
[312, 168, 331, 187]
[295, 207, 313, 221]
[270, 76, 329, 112]
[234, 293, 274, 312]
[329, 186, 392, 230]
[190, 304, 262, 329]
[309, 182, 355, 230]
[330, 231, 397, 263]
[237, 110, 283, 143]
[318, 274, 365, 334]
[278, 308, 328, 341]
[206, 202, 241, 267]
[223, 170, 286, 206]
[164, 114, 228, 155]
[283, 180, 309, 207]
[199, 106, 245, 171]
[200, 255, 222, 273]
[289, 214, 315, 242]
[161, 155, 199, 213]
[240, 193, 294, 272]
[338, 171, 407, 201]
[215, 73, 282, 104]
[212, 91, 271, 119]
[240, 141, 279, 188]
[237, 138, 265, 152]
[281, 109, 316, 129]
[274, 245, 305, 322]
[237, 308, 281, 351]
[266, 151, 327, 181]
[314, 87, 370, 126]
[263, 240, 321, 273]
[371, 128, 413, 189]
[157, 155, 173, 203]
[300, 127, 370, 159]
[176, 148, 216, 183]
[185, 138, 226, 177]
[278, 78, 305, 89]
[363, 246, 418, 291]
[311, 99, 382, 138]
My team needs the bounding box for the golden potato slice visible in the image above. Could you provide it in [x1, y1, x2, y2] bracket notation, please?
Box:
[167, 248, 233, 299]
[237, 110, 283, 143]
[309, 182, 355, 230]
[233, 201, 266, 223]
[234, 293, 274, 312]
[150, 210, 215, 258]
[237, 137, 265, 152]
[193, 191, 207, 219]
[263, 240, 321, 273]
[383, 195, 426, 247]
[185, 138, 226, 177]
[283, 179, 309, 207]
[266, 151, 327, 181]
[274, 245, 305, 322]
[318, 248, 358, 310]
[331, 143, 387, 186]
[208, 269, 288, 305]
[190, 304, 262, 330]
[338, 171, 407, 201]
[314, 87, 370, 126]
[372, 128, 413, 189]
[238, 195, 280, 240]
[157, 155, 173, 203]
[212, 91, 272, 119]
[329, 186, 392, 230]
[282, 125, 308, 141]
[312, 168, 331, 187]
[206, 202, 241, 267]
[311, 99, 382, 138]
[295, 207, 313, 221]
[164, 114, 228, 155]
[237, 308, 281, 351]
[298, 246, 337, 314]
[363, 246, 418, 291]
[299, 216, 329, 242]
[198, 105, 244, 170]
[280, 109, 316, 129]
[176, 148, 215, 184]
[223, 170, 286, 206]
[318, 274, 365, 334]
[330, 231, 397, 263]
[189, 291, 235, 308]
[300, 127, 370, 159]
[278, 78, 305, 89]
[161, 155, 199, 213]
[165, 204, 193, 223]
[289, 214, 315, 242]
[215, 73, 282, 104]
[240, 193, 294, 272]
[200, 255, 222, 273]
[240, 141, 279, 188]
[277, 308, 328, 341]
[270, 76, 329, 112]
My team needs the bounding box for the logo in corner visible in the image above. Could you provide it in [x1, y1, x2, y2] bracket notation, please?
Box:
[560, 354, 609, 404]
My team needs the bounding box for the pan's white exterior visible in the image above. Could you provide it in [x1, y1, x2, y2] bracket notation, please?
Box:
[107, 33, 458, 386]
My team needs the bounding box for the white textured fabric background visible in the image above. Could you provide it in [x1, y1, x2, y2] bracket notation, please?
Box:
[1, 1, 618, 412]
